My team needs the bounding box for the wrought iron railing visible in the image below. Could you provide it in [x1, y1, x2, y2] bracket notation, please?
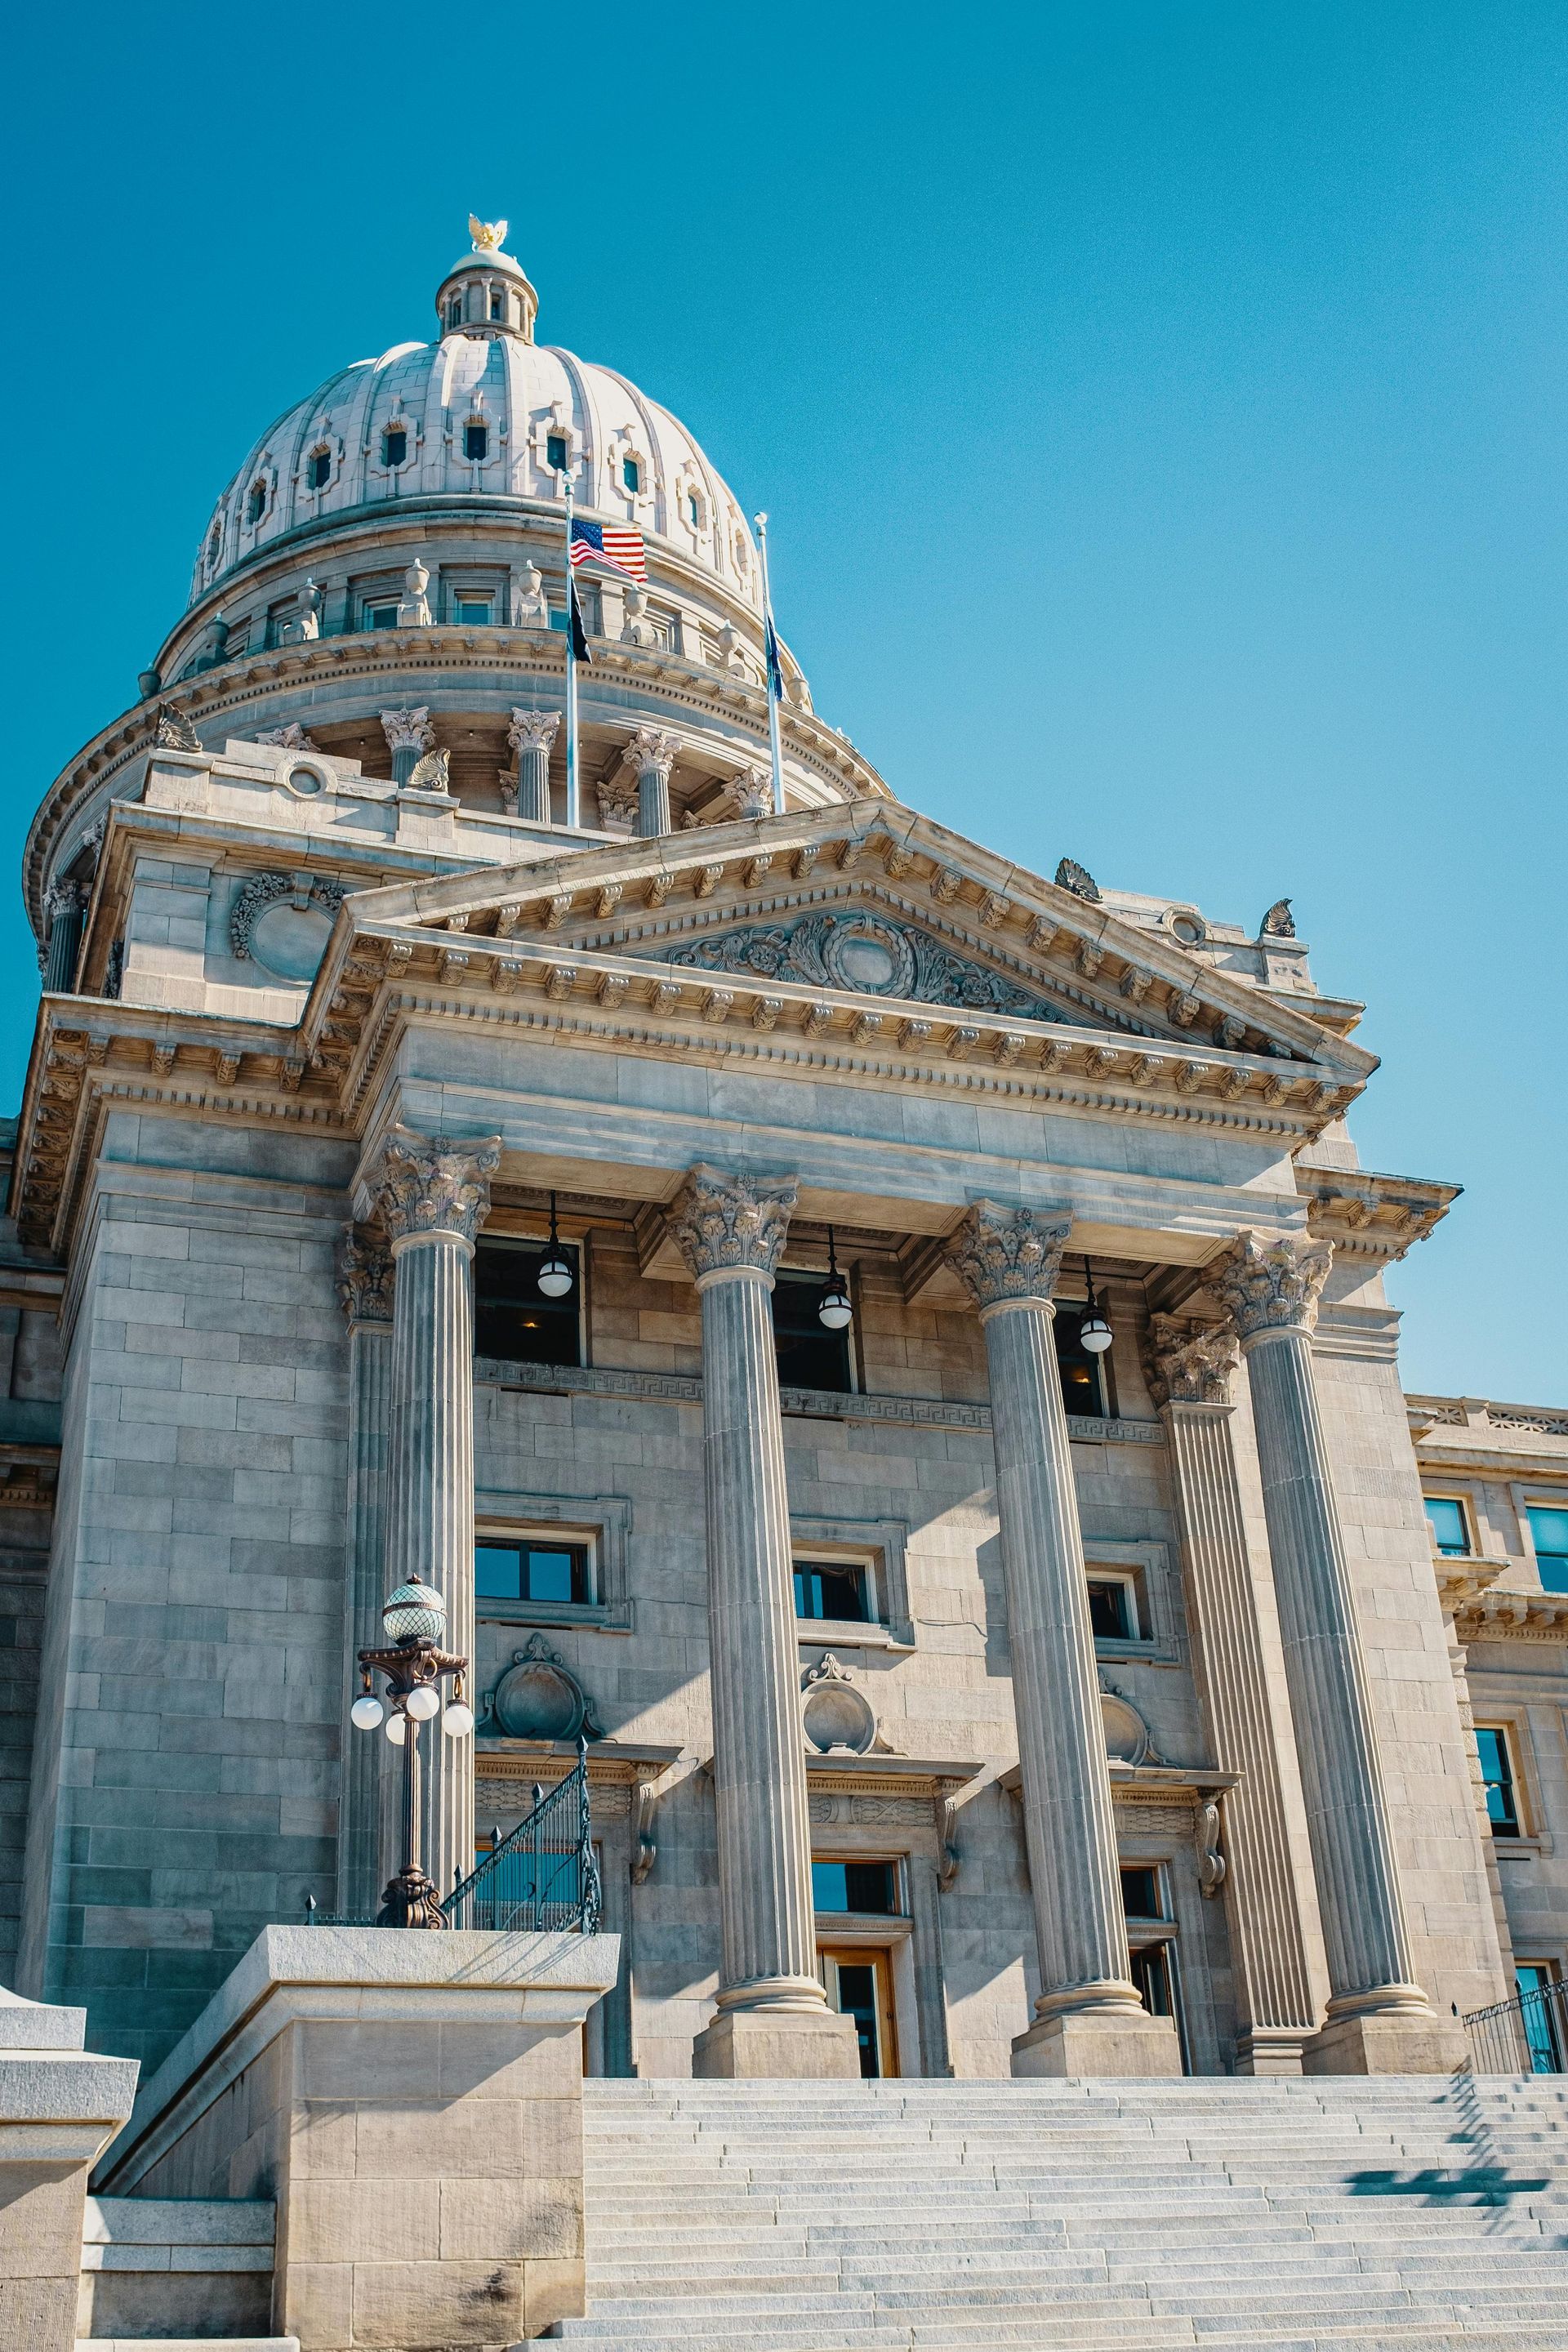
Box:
[1463, 1977, 1568, 2074]
[443, 1738, 601, 1935]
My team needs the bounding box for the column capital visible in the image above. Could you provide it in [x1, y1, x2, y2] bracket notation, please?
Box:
[507, 707, 561, 755]
[373, 1129, 501, 1250]
[1145, 1312, 1240, 1409]
[667, 1164, 796, 1281]
[626, 726, 680, 783]
[380, 706, 434, 757]
[338, 1222, 394, 1325]
[944, 1201, 1071, 1314]
[1214, 1229, 1333, 1341]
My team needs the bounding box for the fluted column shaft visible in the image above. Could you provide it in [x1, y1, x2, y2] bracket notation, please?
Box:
[508, 710, 559, 825]
[946, 1203, 1180, 2075]
[1149, 1314, 1320, 2069]
[336, 1226, 393, 1918]
[629, 729, 679, 839]
[374, 1130, 499, 1904]
[669, 1165, 858, 2079]
[985, 1295, 1134, 1999]
[42, 886, 85, 994]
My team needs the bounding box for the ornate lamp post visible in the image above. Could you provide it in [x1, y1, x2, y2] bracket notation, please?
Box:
[350, 1578, 473, 1927]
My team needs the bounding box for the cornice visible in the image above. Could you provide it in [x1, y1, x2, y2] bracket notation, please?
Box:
[1454, 1588, 1568, 1644]
[1298, 1165, 1461, 1263]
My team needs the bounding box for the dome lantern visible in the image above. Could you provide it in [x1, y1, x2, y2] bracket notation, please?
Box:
[434, 216, 537, 344]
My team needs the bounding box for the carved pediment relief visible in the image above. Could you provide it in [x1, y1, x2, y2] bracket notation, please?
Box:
[663, 911, 1094, 1027]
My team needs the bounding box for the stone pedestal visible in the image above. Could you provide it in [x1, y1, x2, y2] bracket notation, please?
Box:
[668, 1165, 858, 2082]
[508, 709, 560, 825]
[374, 1130, 501, 1906]
[0, 1987, 138, 2352]
[96, 1927, 620, 2351]
[1148, 1317, 1321, 2075]
[336, 1225, 394, 1920]
[947, 1204, 1181, 2080]
[1215, 1232, 1468, 2075]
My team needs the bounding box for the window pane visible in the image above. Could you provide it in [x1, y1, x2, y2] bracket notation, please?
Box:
[546, 432, 568, 470]
[367, 604, 398, 630]
[622, 456, 640, 492]
[1120, 1866, 1163, 1919]
[521, 1546, 584, 1605]
[771, 1271, 853, 1393]
[456, 599, 492, 624]
[1054, 1312, 1108, 1417]
[1515, 1965, 1564, 2072]
[812, 1860, 898, 1914]
[1528, 1506, 1568, 1592]
[475, 1545, 523, 1599]
[794, 1562, 868, 1623]
[1087, 1579, 1133, 1640]
[1424, 1496, 1470, 1556]
[466, 424, 488, 460]
[1475, 1726, 1521, 1835]
[1130, 1944, 1173, 2016]
[382, 428, 407, 467]
[473, 1238, 581, 1367]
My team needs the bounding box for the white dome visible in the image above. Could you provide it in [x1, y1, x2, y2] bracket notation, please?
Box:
[189, 236, 763, 614]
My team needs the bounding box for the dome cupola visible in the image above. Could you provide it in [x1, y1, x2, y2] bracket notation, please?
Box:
[434, 217, 538, 342]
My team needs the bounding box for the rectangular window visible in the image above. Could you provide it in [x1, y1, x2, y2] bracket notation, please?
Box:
[475, 1539, 591, 1607]
[454, 597, 492, 625]
[1055, 1311, 1111, 1418]
[1475, 1726, 1521, 1837]
[1424, 1495, 1472, 1557]
[772, 1269, 853, 1393]
[546, 431, 568, 471]
[1088, 1576, 1138, 1642]
[1528, 1505, 1568, 1594]
[1120, 1865, 1165, 1920]
[465, 422, 488, 461]
[811, 1859, 902, 1915]
[365, 602, 399, 631]
[473, 1237, 582, 1367]
[795, 1560, 871, 1624]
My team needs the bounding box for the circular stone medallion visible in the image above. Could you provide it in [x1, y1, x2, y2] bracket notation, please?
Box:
[821, 917, 915, 998]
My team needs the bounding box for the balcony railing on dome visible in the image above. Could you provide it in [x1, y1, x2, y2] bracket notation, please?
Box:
[443, 1738, 601, 1936]
[1463, 1977, 1568, 2074]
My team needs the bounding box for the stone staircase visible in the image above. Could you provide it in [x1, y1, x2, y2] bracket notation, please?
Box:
[77, 2195, 293, 2352]
[561, 2076, 1568, 2352]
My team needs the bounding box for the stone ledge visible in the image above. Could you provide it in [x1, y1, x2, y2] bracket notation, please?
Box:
[475, 1356, 1163, 1445]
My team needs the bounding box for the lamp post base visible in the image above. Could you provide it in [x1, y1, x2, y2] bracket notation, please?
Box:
[376, 1864, 448, 1929]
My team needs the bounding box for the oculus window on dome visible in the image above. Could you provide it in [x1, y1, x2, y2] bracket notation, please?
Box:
[474, 1234, 581, 1367]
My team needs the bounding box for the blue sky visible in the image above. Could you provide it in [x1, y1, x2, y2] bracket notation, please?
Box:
[3, 2, 1562, 1400]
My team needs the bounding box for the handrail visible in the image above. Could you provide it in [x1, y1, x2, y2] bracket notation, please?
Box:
[442, 1735, 601, 1934]
[1463, 1975, 1567, 2074]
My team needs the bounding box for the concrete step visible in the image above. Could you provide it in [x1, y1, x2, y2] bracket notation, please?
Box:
[78, 2341, 298, 2351]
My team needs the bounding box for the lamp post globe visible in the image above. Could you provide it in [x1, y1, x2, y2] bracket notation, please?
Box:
[382, 1578, 448, 1646]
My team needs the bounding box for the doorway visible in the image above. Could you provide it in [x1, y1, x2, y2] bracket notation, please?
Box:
[820, 1947, 898, 2078]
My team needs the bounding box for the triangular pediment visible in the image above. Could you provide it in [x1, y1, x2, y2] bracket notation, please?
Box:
[325, 799, 1374, 1079]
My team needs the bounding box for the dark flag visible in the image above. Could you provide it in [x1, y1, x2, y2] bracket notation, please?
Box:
[764, 612, 784, 702]
[568, 575, 592, 664]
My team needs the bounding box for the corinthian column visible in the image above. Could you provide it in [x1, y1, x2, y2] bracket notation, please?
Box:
[1146, 1315, 1321, 2073]
[373, 1129, 501, 1904]
[668, 1165, 858, 2080]
[1214, 1232, 1466, 2073]
[381, 706, 434, 788]
[947, 1203, 1181, 2077]
[626, 728, 679, 839]
[506, 708, 560, 824]
[42, 880, 87, 994]
[336, 1224, 394, 1919]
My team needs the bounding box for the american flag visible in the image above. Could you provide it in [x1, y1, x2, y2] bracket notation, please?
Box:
[570, 517, 646, 582]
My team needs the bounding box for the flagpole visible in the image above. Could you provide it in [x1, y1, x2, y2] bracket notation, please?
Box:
[755, 510, 786, 817]
[563, 469, 580, 829]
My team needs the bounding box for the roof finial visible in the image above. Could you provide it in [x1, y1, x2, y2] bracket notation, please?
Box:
[469, 216, 508, 254]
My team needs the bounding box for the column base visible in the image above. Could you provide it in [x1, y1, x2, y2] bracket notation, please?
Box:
[1303, 1993, 1470, 2076]
[1235, 2025, 1312, 2077]
[1012, 2002, 1183, 2079]
[693, 2005, 861, 2080]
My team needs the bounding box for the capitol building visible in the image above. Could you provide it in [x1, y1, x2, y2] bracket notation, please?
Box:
[4, 221, 1568, 2352]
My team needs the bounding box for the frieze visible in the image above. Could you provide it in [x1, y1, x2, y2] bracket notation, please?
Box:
[665, 911, 1083, 1024]
[474, 1353, 1163, 1444]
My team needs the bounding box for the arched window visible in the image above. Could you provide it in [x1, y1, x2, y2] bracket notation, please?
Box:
[546, 431, 568, 472]
[307, 448, 332, 492]
[381, 425, 408, 469]
[622, 455, 641, 494]
[465, 421, 488, 462]
[246, 479, 267, 526]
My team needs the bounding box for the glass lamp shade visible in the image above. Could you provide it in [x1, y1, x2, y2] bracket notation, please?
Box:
[382, 1578, 447, 1646]
[443, 1699, 475, 1739]
[537, 1253, 573, 1299]
[818, 1280, 853, 1331]
[1080, 1312, 1114, 1355]
[350, 1693, 385, 1731]
[385, 1710, 407, 1744]
[404, 1683, 440, 1722]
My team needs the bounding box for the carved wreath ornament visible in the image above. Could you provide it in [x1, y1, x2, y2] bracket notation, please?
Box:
[668, 913, 1071, 1022]
[229, 871, 345, 960]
